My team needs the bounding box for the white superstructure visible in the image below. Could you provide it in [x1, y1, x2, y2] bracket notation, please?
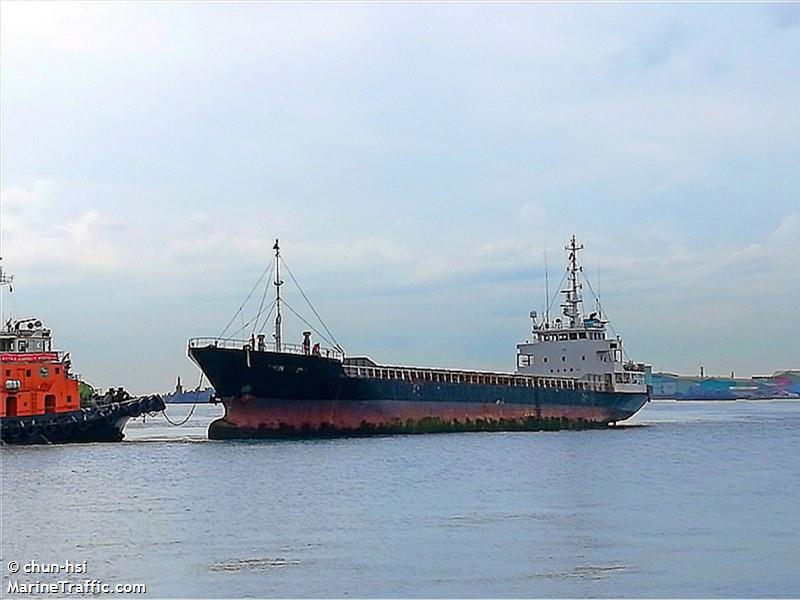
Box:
[516, 236, 649, 394]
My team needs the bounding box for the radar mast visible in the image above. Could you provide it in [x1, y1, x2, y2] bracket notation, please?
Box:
[561, 235, 584, 328]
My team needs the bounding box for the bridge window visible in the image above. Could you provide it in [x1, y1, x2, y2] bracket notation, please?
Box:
[569, 333, 577, 340]
[579, 332, 587, 339]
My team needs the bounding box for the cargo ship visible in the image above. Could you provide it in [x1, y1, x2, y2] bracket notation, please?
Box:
[189, 237, 650, 439]
[0, 262, 165, 444]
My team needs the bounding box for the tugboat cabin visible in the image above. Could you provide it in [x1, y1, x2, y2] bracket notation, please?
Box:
[0, 318, 80, 417]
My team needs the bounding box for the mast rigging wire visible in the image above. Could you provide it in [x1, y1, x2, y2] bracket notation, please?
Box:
[225, 298, 277, 340]
[281, 300, 337, 349]
[254, 299, 277, 338]
[544, 268, 569, 323]
[251, 264, 275, 337]
[581, 272, 632, 361]
[280, 257, 343, 352]
[218, 260, 275, 339]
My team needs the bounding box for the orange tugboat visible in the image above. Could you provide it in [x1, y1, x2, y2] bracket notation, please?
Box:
[0, 261, 165, 444]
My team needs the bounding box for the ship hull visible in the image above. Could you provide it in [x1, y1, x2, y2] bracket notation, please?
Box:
[190, 346, 649, 439]
[0, 395, 165, 445]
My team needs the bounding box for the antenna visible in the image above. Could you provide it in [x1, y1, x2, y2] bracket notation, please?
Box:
[0, 257, 14, 329]
[596, 263, 601, 316]
[273, 239, 283, 352]
[544, 247, 550, 326]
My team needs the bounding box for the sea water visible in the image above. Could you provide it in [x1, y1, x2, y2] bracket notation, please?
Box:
[1, 400, 798, 598]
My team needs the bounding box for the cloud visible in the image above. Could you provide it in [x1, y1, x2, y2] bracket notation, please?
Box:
[517, 201, 546, 226]
[1, 184, 119, 270]
[763, 4, 800, 29]
[1, 3, 797, 386]
[637, 23, 692, 70]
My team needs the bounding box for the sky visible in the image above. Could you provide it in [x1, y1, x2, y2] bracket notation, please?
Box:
[1, 1, 798, 393]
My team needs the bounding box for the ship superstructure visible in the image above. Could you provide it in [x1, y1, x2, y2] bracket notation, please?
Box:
[516, 236, 648, 393]
[189, 237, 650, 439]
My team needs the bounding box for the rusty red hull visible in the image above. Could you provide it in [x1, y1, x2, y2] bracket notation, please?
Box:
[209, 396, 638, 438]
[189, 346, 650, 439]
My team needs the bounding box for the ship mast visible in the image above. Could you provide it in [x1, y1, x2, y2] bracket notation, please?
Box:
[561, 235, 584, 329]
[273, 239, 283, 352]
[0, 258, 13, 331]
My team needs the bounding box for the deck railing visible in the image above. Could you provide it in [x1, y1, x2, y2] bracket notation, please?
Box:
[341, 364, 614, 393]
[188, 337, 344, 361]
[186, 338, 619, 393]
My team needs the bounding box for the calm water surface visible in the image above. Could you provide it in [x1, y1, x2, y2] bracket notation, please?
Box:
[1, 400, 798, 598]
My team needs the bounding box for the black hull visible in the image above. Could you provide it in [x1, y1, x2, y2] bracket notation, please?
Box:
[0, 395, 165, 445]
[190, 346, 650, 438]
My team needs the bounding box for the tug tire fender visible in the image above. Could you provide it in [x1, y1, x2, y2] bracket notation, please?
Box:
[126, 402, 142, 418]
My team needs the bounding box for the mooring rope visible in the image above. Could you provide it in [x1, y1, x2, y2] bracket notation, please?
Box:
[162, 371, 206, 427]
